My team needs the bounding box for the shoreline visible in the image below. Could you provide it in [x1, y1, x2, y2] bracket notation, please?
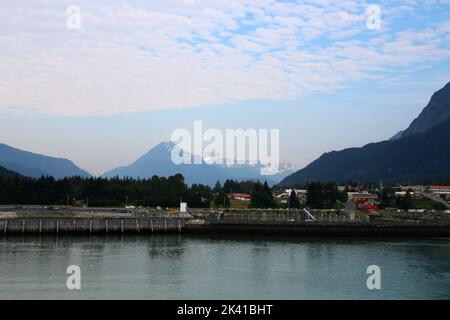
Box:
[1, 217, 450, 237]
[184, 221, 450, 237]
[1, 206, 450, 237]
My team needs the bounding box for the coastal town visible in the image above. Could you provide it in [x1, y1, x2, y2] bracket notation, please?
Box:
[1, 181, 449, 236]
[229, 184, 450, 213]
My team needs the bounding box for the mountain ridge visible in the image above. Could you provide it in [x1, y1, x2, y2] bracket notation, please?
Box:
[280, 82, 450, 185]
[401, 82, 450, 138]
[0, 143, 91, 179]
[0, 165, 21, 178]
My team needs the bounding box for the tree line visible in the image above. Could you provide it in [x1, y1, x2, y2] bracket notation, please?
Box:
[0, 174, 275, 208]
[0, 174, 211, 208]
[0, 174, 348, 209]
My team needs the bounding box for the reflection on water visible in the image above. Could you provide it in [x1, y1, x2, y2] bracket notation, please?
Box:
[1, 235, 449, 299]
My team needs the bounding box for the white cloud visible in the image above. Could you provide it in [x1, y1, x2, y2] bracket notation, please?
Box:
[0, 0, 449, 116]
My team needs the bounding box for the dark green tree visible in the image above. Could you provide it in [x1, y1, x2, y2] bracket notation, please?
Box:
[306, 182, 324, 208]
[288, 189, 301, 209]
[250, 181, 273, 208]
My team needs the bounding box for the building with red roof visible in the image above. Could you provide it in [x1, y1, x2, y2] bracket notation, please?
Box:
[227, 193, 251, 201]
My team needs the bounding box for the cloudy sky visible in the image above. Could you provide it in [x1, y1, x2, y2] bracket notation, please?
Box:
[1, 0, 450, 174]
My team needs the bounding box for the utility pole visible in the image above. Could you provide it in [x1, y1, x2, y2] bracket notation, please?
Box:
[125, 195, 128, 208]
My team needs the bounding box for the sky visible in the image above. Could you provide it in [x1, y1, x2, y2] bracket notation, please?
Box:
[0, 0, 450, 175]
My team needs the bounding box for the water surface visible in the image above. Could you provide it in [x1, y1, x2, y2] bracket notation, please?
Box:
[1, 235, 449, 299]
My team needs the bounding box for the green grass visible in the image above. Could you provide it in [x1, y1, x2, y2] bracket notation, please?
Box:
[228, 200, 250, 209]
[411, 198, 447, 210]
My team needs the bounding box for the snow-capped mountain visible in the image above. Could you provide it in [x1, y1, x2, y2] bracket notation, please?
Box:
[102, 141, 297, 186]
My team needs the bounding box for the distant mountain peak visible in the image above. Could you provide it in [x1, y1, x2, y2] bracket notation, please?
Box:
[159, 141, 176, 150]
[103, 140, 296, 185]
[401, 81, 450, 138]
[138, 141, 176, 160]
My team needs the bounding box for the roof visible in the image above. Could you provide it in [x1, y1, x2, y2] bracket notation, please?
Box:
[227, 193, 251, 199]
[352, 193, 378, 199]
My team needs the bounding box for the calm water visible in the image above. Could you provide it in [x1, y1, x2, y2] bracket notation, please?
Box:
[0, 235, 449, 300]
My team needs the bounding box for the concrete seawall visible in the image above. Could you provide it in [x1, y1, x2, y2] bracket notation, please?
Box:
[0, 218, 185, 235]
[183, 221, 450, 237]
[1, 217, 450, 237]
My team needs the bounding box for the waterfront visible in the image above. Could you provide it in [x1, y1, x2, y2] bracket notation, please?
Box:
[1, 235, 449, 300]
